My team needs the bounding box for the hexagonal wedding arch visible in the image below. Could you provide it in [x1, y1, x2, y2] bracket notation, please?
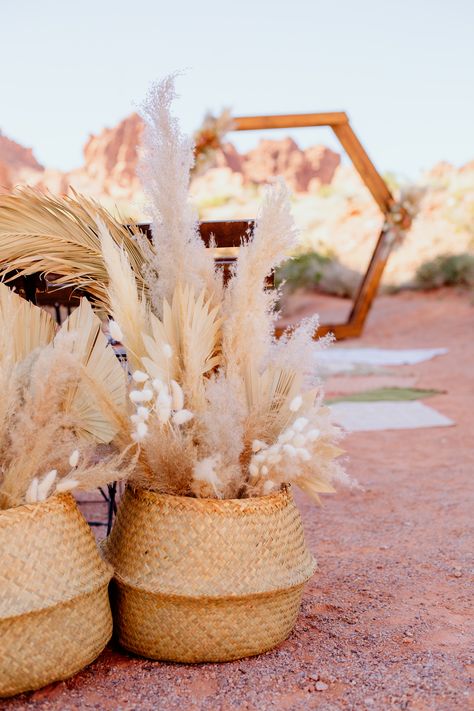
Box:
[13, 113, 409, 341]
[191, 112, 412, 340]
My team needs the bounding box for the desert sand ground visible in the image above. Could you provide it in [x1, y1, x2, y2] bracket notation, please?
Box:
[5, 289, 473, 711]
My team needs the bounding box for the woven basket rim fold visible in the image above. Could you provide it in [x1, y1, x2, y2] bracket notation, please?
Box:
[0, 581, 111, 625]
[112, 574, 314, 603]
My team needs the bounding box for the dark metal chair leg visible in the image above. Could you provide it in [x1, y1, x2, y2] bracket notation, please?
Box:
[106, 482, 117, 535]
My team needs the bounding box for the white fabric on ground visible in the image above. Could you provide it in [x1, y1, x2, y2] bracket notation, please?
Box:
[317, 348, 448, 374]
[330, 401, 454, 432]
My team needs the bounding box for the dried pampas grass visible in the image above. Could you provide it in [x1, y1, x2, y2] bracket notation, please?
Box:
[222, 178, 299, 378]
[101, 74, 348, 504]
[0, 74, 348, 506]
[137, 75, 223, 312]
[0, 286, 131, 510]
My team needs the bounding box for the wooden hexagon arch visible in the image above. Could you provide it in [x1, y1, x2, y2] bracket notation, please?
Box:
[12, 113, 409, 341]
[194, 111, 411, 340]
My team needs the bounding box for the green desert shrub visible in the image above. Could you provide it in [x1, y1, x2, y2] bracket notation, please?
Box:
[276, 252, 361, 298]
[276, 252, 329, 289]
[415, 253, 474, 289]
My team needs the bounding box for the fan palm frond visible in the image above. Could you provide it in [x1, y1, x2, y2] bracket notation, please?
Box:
[0, 187, 146, 311]
[141, 284, 222, 411]
[243, 364, 303, 441]
[0, 282, 56, 365]
[56, 299, 128, 443]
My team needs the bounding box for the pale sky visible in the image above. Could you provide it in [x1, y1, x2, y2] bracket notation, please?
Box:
[1, 0, 473, 179]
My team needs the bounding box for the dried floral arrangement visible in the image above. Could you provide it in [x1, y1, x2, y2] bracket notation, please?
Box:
[0, 284, 132, 510]
[0, 76, 348, 503]
[95, 76, 345, 502]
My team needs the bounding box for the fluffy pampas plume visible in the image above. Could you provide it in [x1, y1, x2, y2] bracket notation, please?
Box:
[116, 74, 348, 503]
[0, 286, 132, 510]
[222, 178, 299, 378]
[137, 74, 223, 312]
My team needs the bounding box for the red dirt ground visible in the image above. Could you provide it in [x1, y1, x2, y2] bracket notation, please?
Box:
[5, 290, 473, 711]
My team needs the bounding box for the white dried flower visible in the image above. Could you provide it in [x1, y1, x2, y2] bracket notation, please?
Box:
[170, 380, 184, 411]
[289, 395, 303, 412]
[136, 421, 149, 440]
[132, 370, 149, 383]
[263, 480, 276, 495]
[306, 428, 320, 441]
[162, 343, 173, 359]
[69, 449, 80, 468]
[249, 462, 259, 478]
[172, 409, 194, 426]
[37, 469, 58, 501]
[129, 389, 153, 403]
[152, 378, 164, 392]
[158, 407, 171, 424]
[25, 477, 39, 503]
[296, 448, 311, 462]
[108, 319, 123, 342]
[267, 452, 282, 465]
[136, 406, 150, 421]
[193, 456, 222, 495]
[252, 439, 267, 453]
[283, 444, 297, 458]
[261, 465, 269, 476]
[279, 429, 295, 443]
[293, 433, 306, 448]
[293, 417, 309, 432]
[55, 478, 80, 493]
[157, 388, 172, 409]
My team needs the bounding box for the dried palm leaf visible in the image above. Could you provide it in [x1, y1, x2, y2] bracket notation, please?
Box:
[0, 282, 55, 364]
[294, 475, 336, 504]
[141, 284, 222, 411]
[243, 363, 306, 443]
[56, 299, 128, 443]
[0, 187, 146, 310]
[98, 220, 151, 370]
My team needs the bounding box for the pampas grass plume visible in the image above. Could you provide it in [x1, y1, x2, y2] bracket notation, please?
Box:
[192, 456, 222, 497]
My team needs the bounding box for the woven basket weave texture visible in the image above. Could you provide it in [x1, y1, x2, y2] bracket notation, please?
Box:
[0, 494, 113, 697]
[104, 486, 316, 662]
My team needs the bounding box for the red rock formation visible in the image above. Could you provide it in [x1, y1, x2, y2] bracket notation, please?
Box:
[217, 137, 340, 192]
[0, 132, 43, 172]
[0, 132, 44, 191]
[0, 161, 12, 191]
[67, 113, 143, 200]
[0, 117, 341, 199]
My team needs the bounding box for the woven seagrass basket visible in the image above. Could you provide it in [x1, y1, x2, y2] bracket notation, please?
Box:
[0, 494, 113, 697]
[103, 485, 316, 662]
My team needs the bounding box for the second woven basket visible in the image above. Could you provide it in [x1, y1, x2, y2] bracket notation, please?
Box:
[103, 485, 316, 662]
[0, 494, 113, 697]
